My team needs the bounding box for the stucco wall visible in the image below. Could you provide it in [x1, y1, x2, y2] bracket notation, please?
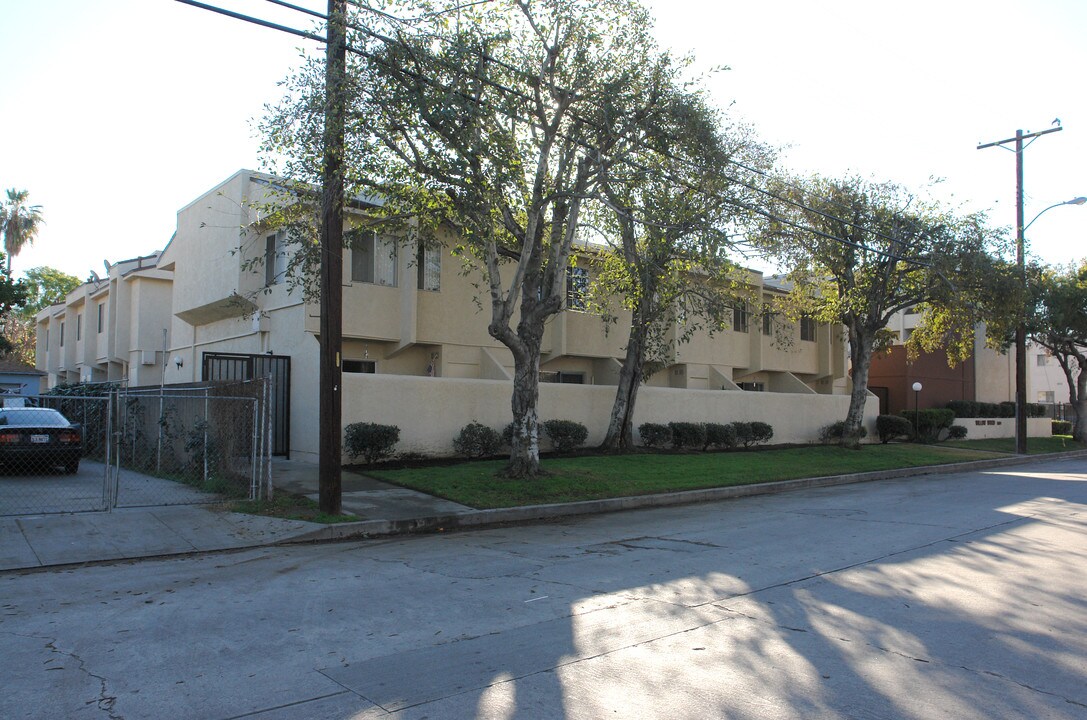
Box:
[328, 374, 880, 461]
[957, 417, 1051, 440]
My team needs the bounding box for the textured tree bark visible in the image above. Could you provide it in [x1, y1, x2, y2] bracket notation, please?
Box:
[843, 323, 875, 449]
[505, 339, 543, 478]
[600, 322, 647, 452]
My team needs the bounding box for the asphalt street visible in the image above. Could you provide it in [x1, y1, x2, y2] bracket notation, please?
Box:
[2, 455, 1085, 719]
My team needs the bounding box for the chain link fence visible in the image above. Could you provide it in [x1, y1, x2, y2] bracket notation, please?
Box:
[0, 380, 272, 516]
[0, 395, 111, 515]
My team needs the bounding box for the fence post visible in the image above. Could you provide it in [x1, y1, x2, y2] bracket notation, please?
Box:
[250, 395, 259, 500]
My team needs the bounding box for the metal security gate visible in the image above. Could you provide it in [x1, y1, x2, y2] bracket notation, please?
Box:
[0, 389, 272, 516]
[203, 352, 291, 457]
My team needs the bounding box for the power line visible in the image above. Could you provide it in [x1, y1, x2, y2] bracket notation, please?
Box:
[175, 0, 326, 42]
[176, 0, 948, 270]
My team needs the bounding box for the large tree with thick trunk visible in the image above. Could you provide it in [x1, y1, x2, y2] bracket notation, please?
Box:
[585, 72, 771, 452]
[753, 176, 1005, 446]
[261, 0, 686, 477]
[1025, 262, 1087, 442]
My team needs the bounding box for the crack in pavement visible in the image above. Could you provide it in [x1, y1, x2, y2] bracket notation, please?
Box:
[4, 631, 122, 720]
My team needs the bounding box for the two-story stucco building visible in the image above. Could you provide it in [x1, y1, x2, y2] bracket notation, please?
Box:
[37, 170, 877, 460]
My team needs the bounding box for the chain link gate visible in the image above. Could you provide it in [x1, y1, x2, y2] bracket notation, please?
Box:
[0, 381, 272, 516]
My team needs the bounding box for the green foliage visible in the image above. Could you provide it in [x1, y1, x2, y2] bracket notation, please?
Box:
[703, 422, 736, 450]
[752, 174, 1007, 435]
[19, 266, 81, 316]
[1, 189, 44, 273]
[453, 422, 503, 459]
[946, 400, 978, 419]
[819, 421, 868, 444]
[733, 421, 774, 448]
[344, 422, 400, 464]
[668, 422, 706, 450]
[1053, 420, 1073, 435]
[542, 420, 588, 454]
[900, 409, 955, 443]
[876, 414, 913, 443]
[638, 422, 672, 449]
[947, 425, 968, 440]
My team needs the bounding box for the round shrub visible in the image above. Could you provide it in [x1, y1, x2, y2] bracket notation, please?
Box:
[638, 422, 672, 449]
[947, 425, 968, 440]
[876, 414, 913, 443]
[733, 421, 773, 448]
[344, 422, 400, 464]
[542, 419, 588, 453]
[1053, 420, 1073, 436]
[703, 422, 736, 450]
[453, 422, 502, 458]
[668, 421, 706, 450]
[819, 421, 867, 444]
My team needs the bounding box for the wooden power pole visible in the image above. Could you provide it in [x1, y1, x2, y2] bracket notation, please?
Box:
[319, 0, 347, 514]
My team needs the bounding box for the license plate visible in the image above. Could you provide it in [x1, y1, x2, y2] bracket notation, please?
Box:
[30, 434, 50, 444]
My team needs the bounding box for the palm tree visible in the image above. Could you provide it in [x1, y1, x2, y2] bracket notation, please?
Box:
[1, 189, 45, 275]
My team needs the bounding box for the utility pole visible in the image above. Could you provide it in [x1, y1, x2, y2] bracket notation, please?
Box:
[319, 0, 346, 514]
[977, 125, 1062, 455]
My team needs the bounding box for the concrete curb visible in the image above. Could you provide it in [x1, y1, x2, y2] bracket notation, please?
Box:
[281, 448, 1087, 544]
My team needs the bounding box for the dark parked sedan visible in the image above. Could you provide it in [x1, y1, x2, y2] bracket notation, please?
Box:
[0, 408, 82, 474]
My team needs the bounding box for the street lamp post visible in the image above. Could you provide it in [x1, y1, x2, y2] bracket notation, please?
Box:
[912, 381, 922, 440]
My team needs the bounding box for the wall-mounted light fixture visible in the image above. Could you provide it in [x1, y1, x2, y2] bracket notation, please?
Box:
[174, 355, 184, 370]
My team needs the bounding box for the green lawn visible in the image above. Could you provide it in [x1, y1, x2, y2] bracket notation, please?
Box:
[371, 443, 1011, 509]
[940, 435, 1086, 455]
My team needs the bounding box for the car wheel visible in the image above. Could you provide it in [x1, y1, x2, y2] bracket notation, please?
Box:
[65, 460, 79, 475]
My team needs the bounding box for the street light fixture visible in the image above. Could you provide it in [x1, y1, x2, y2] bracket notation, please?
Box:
[1026, 197, 1087, 231]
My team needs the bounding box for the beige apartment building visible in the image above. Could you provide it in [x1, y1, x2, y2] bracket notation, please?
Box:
[36, 254, 173, 389]
[37, 170, 878, 461]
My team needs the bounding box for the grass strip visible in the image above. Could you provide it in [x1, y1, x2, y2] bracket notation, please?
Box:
[372, 444, 1011, 510]
[228, 494, 359, 524]
[939, 436, 1085, 455]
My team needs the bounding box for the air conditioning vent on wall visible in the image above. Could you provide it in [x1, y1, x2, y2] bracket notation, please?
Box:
[140, 350, 157, 366]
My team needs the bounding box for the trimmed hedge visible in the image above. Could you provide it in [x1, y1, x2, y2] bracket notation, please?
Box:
[453, 422, 503, 458]
[542, 419, 588, 453]
[1053, 420, 1073, 435]
[818, 421, 868, 444]
[947, 400, 1047, 419]
[638, 423, 672, 448]
[668, 422, 706, 450]
[344, 422, 400, 464]
[901, 409, 955, 443]
[947, 425, 968, 440]
[703, 422, 736, 450]
[876, 414, 913, 443]
[733, 421, 774, 448]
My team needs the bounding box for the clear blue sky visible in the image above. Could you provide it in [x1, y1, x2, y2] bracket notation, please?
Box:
[1, 0, 1084, 281]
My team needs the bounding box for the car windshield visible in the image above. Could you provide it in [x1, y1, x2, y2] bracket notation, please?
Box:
[0, 409, 71, 427]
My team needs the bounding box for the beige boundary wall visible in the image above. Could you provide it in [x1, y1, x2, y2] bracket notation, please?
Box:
[339, 374, 880, 459]
[958, 417, 1052, 440]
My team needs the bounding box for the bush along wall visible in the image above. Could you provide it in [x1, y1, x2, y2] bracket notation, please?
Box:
[900, 409, 954, 443]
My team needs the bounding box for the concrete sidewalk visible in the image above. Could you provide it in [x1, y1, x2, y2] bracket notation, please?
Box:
[2, 451, 1084, 572]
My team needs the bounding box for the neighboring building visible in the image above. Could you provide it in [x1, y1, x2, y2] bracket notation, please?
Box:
[36, 254, 173, 389]
[868, 310, 1015, 415]
[1030, 342, 1081, 419]
[0, 358, 46, 401]
[38, 169, 877, 460]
